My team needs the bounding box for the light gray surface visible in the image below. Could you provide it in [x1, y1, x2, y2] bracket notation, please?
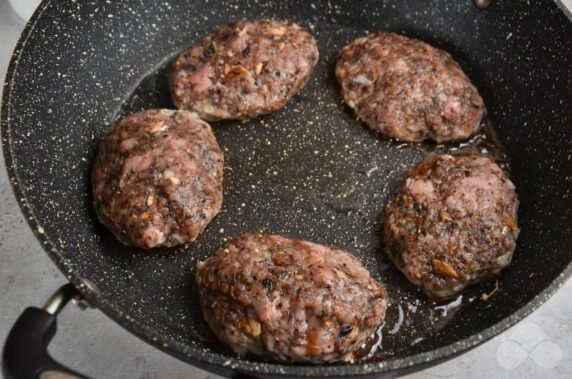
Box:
[0, 1, 570, 378]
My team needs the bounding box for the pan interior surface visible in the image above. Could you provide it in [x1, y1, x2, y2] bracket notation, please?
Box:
[2, 0, 571, 376]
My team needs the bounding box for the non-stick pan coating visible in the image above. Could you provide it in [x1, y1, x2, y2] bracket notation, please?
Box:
[2, 0, 571, 377]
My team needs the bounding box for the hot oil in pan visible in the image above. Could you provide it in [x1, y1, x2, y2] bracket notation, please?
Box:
[115, 21, 512, 364]
[419, 117, 511, 173]
[353, 118, 511, 362]
[350, 129, 511, 359]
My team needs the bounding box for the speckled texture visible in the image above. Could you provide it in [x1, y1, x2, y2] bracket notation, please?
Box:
[170, 19, 319, 121]
[1, 0, 571, 378]
[385, 153, 519, 300]
[335, 31, 484, 142]
[92, 109, 223, 249]
[196, 233, 387, 363]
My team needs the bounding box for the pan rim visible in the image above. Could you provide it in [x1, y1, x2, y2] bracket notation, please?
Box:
[1, 0, 571, 376]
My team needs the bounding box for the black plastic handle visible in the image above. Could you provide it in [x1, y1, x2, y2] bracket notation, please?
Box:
[2, 284, 89, 379]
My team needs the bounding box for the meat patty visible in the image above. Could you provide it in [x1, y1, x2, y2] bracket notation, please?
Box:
[196, 233, 387, 363]
[92, 109, 223, 249]
[170, 20, 319, 121]
[336, 32, 484, 143]
[384, 153, 519, 300]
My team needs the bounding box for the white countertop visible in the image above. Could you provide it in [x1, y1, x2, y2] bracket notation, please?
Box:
[1, 0, 570, 378]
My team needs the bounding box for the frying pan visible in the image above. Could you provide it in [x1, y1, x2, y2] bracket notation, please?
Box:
[2, 0, 571, 378]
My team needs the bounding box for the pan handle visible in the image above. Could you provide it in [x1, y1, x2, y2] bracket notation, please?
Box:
[2, 283, 90, 379]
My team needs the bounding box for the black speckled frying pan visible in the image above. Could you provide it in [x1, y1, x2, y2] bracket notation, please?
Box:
[2, 0, 571, 378]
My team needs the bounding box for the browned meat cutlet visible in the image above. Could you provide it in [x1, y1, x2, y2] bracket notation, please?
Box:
[171, 19, 319, 121]
[92, 109, 223, 249]
[384, 153, 519, 300]
[336, 32, 484, 143]
[196, 233, 387, 363]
